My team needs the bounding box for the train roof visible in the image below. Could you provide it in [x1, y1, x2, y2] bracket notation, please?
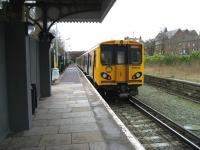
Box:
[76, 39, 143, 59]
[101, 39, 142, 45]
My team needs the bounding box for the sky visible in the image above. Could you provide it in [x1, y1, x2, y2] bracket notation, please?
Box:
[54, 0, 200, 51]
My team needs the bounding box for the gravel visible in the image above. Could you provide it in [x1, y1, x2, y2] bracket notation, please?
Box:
[136, 84, 200, 137]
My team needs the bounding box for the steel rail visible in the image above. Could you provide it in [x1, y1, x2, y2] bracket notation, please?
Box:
[130, 96, 200, 150]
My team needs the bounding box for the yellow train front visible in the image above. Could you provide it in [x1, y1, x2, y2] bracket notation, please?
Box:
[76, 40, 144, 97]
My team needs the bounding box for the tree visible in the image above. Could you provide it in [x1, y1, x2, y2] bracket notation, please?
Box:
[158, 28, 168, 54]
[144, 39, 155, 55]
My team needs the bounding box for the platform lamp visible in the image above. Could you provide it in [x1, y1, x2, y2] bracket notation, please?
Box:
[0, 0, 9, 17]
[25, 21, 35, 35]
[0, 0, 9, 10]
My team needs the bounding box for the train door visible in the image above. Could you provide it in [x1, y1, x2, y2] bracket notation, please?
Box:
[128, 44, 143, 84]
[84, 54, 89, 74]
[115, 46, 127, 83]
[92, 51, 95, 79]
[100, 45, 115, 83]
[83, 56, 86, 72]
[88, 53, 93, 77]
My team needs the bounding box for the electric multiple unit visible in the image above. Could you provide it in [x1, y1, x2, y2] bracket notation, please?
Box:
[76, 40, 144, 97]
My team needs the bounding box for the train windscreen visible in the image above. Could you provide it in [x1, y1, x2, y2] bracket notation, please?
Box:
[101, 45, 114, 65]
[128, 45, 142, 65]
[115, 46, 127, 64]
[101, 44, 142, 65]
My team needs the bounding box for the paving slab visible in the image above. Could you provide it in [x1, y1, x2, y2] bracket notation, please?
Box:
[71, 106, 91, 112]
[19, 147, 45, 150]
[6, 136, 41, 149]
[62, 111, 94, 118]
[39, 134, 71, 146]
[48, 118, 72, 126]
[46, 143, 89, 150]
[72, 131, 104, 144]
[21, 126, 59, 136]
[0, 138, 12, 150]
[69, 103, 90, 108]
[59, 123, 99, 133]
[34, 113, 62, 120]
[89, 142, 108, 150]
[71, 117, 96, 124]
[48, 108, 72, 113]
[32, 120, 49, 127]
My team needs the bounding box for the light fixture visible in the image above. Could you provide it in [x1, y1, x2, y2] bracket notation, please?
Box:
[132, 72, 142, 79]
[29, 6, 42, 21]
[26, 22, 35, 35]
[101, 72, 111, 80]
[0, 0, 9, 10]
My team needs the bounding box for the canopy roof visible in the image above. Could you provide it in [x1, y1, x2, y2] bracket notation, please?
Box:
[25, 0, 116, 23]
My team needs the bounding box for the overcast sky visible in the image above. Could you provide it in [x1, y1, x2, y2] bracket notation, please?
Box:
[55, 0, 200, 51]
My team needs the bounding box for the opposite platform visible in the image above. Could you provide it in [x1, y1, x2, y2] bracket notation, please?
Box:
[0, 65, 144, 150]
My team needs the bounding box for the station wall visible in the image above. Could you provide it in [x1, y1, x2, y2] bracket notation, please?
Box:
[0, 22, 41, 142]
[29, 38, 40, 100]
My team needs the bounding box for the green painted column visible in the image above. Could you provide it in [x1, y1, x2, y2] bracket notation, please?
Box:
[0, 22, 9, 141]
[5, 22, 32, 131]
[39, 34, 52, 97]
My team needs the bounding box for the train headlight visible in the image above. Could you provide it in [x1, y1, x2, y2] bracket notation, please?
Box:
[101, 72, 111, 80]
[136, 72, 141, 78]
[132, 72, 142, 79]
[102, 73, 107, 78]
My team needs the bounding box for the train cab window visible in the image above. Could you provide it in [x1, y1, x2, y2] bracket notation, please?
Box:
[117, 50, 125, 64]
[129, 45, 142, 64]
[115, 46, 127, 64]
[101, 45, 113, 65]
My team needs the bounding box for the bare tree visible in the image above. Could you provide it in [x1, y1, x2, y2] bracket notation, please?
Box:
[144, 39, 155, 55]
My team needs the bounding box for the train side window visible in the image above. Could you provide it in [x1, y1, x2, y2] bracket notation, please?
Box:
[89, 55, 92, 66]
[94, 51, 96, 67]
[83, 56, 85, 65]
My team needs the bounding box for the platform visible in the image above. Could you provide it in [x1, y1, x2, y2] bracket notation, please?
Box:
[0, 65, 144, 150]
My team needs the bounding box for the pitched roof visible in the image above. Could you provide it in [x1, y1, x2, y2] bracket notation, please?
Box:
[165, 29, 179, 39]
[156, 29, 179, 40]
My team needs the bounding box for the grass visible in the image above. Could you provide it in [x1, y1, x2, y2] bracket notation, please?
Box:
[144, 52, 200, 83]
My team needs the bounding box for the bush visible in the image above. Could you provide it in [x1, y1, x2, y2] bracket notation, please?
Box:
[145, 51, 200, 66]
[190, 51, 200, 61]
[145, 54, 164, 65]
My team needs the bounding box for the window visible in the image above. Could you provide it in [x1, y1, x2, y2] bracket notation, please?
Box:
[101, 44, 142, 65]
[128, 45, 142, 64]
[100, 45, 113, 65]
[89, 57, 91, 66]
[115, 46, 127, 64]
[117, 50, 125, 64]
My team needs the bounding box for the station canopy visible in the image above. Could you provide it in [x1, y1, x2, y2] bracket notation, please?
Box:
[24, 0, 116, 23]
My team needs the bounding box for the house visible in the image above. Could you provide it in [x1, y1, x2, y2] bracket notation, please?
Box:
[155, 28, 199, 54]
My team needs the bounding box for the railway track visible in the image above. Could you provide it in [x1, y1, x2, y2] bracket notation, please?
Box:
[107, 97, 200, 150]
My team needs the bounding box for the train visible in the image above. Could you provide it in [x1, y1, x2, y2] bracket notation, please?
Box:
[76, 40, 144, 97]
